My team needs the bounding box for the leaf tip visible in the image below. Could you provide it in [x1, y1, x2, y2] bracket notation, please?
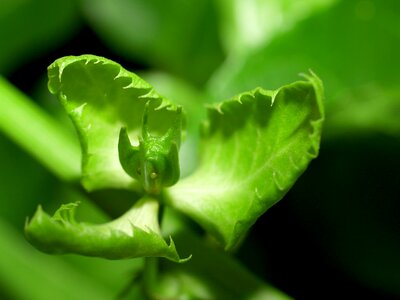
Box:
[167, 235, 192, 263]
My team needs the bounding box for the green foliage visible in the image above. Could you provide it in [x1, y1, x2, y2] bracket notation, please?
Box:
[0, 219, 124, 300]
[216, 0, 337, 54]
[3, 0, 397, 297]
[209, 0, 400, 138]
[167, 72, 324, 249]
[25, 197, 187, 262]
[1, 212, 145, 300]
[25, 54, 324, 260]
[48, 55, 182, 191]
[205, 0, 400, 294]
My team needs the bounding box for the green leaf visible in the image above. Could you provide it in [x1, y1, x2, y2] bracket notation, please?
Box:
[215, 0, 337, 55]
[208, 0, 400, 137]
[206, 0, 400, 293]
[166, 72, 324, 249]
[25, 197, 188, 263]
[48, 55, 183, 191]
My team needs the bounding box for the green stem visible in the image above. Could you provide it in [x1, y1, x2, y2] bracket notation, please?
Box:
[0, 76, 80, 181]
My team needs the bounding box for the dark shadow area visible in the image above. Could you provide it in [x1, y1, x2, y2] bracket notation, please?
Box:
[7, 25, 148, 96]
[239, 133, 400, 299]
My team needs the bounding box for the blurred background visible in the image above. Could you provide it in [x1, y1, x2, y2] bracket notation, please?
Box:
[1, 0, 399, 299]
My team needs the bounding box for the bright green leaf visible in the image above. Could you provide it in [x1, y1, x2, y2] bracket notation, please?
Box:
[166, 72, 324, 249]
[48, 55, 183, 191]
[25, 197, 188, 262]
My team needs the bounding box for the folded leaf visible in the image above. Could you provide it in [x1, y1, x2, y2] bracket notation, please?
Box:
[119, 103, 182, 195]
[166, 72, 324, 249]
[48, 55, 183, 191]
[25, 197, 188, 262]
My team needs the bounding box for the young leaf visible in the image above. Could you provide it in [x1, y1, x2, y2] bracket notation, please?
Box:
[25, 197, 188, 263]
[119, 103, 182, 195]
[47, 55, 183, 191]
[166, 72, 324, 249]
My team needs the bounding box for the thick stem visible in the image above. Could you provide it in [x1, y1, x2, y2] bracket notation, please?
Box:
[0, 76, 80, 181]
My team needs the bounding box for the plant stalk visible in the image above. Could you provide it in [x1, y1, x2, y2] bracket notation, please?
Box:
[0, 76, 80, 181]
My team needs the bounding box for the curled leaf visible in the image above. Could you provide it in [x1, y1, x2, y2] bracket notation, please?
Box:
[25, 197, 188, 262]
[166, 72, 324, 249]
[48, 55, 183, 191]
